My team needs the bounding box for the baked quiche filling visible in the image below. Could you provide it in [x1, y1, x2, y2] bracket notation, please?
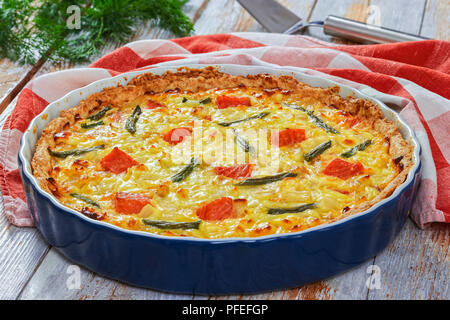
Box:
[32, 68, 412, 239]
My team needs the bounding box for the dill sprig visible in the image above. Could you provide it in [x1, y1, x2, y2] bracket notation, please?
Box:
[0, 0, 193, 65]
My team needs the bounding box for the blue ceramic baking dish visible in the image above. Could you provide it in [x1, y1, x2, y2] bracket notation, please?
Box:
[18, 64, 421, 294]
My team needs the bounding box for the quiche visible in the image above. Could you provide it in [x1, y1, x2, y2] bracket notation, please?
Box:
[32, 67, 414, 239]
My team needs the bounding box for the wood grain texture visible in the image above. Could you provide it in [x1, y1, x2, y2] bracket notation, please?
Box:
[420, 0, 449, 39]
[0, 60, 45, 116]
[0, 60, 26, 100]
[0, 205, 50, 300]
[370, 0, 426, 34]
[306, 0, 371, 42]
[368, 220, 449, 300]
[307, 0, 428, 42]
[18, 248, 193, 300]
[211, 261, 374, 300]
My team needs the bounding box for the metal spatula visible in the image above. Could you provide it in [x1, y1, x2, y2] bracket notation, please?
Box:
[238, 0, 430, 43]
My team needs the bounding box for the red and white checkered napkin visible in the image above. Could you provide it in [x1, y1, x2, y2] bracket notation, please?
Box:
[1, 33, 448, 228]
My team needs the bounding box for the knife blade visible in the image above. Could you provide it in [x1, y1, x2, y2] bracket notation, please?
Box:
[237, 0, 302, 33]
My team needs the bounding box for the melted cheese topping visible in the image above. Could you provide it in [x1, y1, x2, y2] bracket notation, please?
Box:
[48, 87, 400, 238]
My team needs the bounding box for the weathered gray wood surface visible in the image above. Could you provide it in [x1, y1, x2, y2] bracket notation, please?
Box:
[369, 220, 449, 300]
[0, 0, 448, 300]
[420, 0, 449, 39]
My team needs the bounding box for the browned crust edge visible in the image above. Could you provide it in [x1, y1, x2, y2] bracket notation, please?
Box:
[31, 66, 415, 227]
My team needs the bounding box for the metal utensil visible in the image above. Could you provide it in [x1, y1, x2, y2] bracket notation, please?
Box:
[237, 0, 430, 43]
[321, 15, 430, 43]
[238, 0, 302, 33]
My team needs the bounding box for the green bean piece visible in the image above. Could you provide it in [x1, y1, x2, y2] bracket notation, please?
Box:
[181, 97, 211, 104]
[341, 140, 372, 158]
[48, 144, 105, 158]
[199, 97, 212, 104]
[125, 105, 142, 134]
[267, 203, 317, 215]
[236, 172, 297, 186]
[88, 106, 112, 121]
[307, 112, 340, 134]
[218, 112, 270, 127]
[284, 103, 307, 112]
[233, 129, 255, 153]
[143, 219, 201, 230]
[304, 140, 332, 162]
[171, 158, 200, 182]
[283, 103, 340, 134]
[81, 120, 104, 129]
[70, 193, 101, 208]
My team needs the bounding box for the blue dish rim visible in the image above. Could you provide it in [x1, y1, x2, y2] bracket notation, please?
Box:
[18, 63, 422, 245]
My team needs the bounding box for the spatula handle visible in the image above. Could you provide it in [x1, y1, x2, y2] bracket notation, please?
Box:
[323, 15, 430, 43]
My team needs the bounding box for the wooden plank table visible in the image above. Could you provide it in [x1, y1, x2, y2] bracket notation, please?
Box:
[0, 0, 448, 300]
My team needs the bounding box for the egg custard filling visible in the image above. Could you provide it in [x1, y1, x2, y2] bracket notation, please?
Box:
[32, 67, 413, 239]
